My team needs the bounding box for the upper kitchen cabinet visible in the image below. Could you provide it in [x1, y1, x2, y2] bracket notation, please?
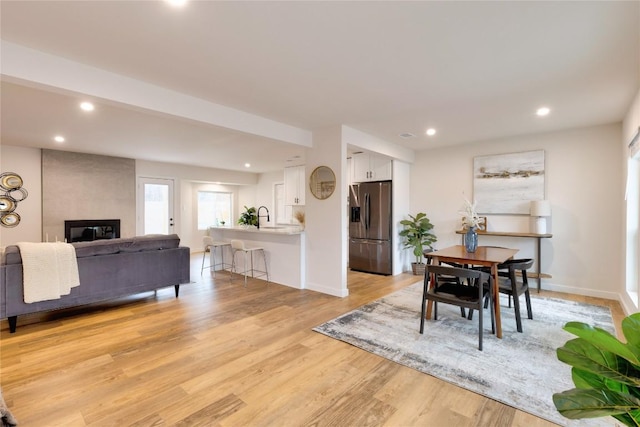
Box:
[284, 165, 305, 205]
[352, 152, 392, 182]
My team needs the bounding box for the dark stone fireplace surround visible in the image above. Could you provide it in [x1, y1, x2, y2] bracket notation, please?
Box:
[64, 219, 121, 243]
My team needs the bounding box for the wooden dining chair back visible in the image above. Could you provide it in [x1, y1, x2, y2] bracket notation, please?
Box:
[498, 258, 534, 332]
[420, 265, 494, 351]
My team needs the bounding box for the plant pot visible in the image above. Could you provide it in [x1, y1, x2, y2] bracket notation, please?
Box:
[411, 262, 426, 276]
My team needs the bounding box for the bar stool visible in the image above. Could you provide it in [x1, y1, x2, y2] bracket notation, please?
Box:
[201, 236, 231, 277]
[230, 239, 269, 286]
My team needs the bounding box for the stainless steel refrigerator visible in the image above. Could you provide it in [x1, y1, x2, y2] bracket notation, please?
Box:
[349, 181, 392, 275]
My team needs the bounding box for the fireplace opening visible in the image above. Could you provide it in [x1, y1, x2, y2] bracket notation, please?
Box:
[65, 219, 121, 243]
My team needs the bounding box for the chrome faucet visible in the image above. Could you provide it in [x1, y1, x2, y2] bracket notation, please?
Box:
[257, 206, 270, 229]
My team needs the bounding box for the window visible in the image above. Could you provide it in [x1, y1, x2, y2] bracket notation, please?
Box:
[198, 191, 232, 230]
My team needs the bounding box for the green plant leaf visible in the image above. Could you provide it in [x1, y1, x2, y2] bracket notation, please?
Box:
[553, 388, 640, 422]
[557, 339, 640, 388]
[399, 212, 437, 264]
[622, 314, 640, 360]
[572, 367, 631, 395]
[613, 411, 640, 427]
[564, 322, 640, 366]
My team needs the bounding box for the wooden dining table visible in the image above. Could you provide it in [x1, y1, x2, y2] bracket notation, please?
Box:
[425, 245, 519, 338]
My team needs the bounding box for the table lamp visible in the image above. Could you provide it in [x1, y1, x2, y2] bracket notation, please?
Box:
[530, 200, 551, 234]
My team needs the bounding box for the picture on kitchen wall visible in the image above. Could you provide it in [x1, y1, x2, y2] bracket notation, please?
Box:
[473, 150, 545, 214]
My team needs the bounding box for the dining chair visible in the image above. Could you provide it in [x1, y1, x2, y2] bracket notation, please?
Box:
[496, 258, 534, 332]
[420, 264, 494, 351]
[423, 249, 468, 318]
[468, 258, 534, 332]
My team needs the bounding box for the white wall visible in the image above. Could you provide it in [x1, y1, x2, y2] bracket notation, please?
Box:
[0, 145, 42, 246]
[392, 160, 411, 274]
[410, 123, 623, 300]
[306, 126, 348, 297]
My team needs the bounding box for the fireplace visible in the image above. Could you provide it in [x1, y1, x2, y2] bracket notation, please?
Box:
[65, 219, 121, 243]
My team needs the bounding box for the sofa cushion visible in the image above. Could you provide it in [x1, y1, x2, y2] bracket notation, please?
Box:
[118, 234, 180, 252]
[73, 238, 134, 258]
[5, 234, 182, 262]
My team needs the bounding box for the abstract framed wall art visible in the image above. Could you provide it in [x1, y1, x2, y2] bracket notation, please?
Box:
[473, 150, 545, 214]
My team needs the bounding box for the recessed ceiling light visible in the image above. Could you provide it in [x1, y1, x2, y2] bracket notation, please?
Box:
[54, 135, 65, 143]
[426, 128, 437, 136]
[536, 107, 550, 116]
[244, 163, 251, 168]
[80, 102, 95, 112]
[165, 0, 188, 7]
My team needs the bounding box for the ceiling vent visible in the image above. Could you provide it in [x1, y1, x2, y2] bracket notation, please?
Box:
[399, 133, 415, 138]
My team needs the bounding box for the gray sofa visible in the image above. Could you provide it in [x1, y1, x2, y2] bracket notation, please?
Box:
[1, 234, 190, 333]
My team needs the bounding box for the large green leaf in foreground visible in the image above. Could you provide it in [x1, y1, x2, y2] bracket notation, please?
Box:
[553, 312, 640, 426]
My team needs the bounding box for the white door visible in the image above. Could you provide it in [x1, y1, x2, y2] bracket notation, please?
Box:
[139, 177, 175, 235]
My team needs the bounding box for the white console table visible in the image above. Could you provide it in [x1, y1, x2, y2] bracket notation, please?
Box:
[456, 230, 552, 292]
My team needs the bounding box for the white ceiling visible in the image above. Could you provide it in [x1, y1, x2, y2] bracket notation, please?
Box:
[1, 1, 638, 173]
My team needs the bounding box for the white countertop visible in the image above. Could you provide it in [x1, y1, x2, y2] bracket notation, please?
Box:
[208, 225, 304, 235]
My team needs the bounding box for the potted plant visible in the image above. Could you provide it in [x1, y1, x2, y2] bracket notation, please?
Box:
[399, 212, 437, 275]
[553, 312, 640, 426]
[238, 206, 258, 227]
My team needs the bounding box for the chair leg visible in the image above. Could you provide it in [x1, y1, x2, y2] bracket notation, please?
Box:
[250, 250, 255, 278]
[261, 249, 269, 282]
[478, 300, 483, 351]
[211, 246, 217, 279]
[420, 278, 428, 334]
[525, 289, 533, 319]
[201, 249, 207, 274]
[243, 250, 249, 287]
[229, 249, 236, 282]
[512, 292, 523, 333]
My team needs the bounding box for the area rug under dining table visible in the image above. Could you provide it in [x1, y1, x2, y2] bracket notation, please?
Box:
[313, 281, 617, 426]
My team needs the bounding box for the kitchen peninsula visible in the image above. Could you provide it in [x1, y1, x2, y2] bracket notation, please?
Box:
[208, 226, 305, 289]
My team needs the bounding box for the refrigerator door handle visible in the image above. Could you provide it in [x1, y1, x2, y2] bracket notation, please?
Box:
[365, 192, 371, 230]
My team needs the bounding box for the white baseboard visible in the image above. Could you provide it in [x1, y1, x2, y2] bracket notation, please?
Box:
[542, 282, 620, 301]
[305, 281, 349, 298]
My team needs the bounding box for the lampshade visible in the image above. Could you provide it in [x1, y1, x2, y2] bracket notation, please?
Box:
[530, 200, 551, 217]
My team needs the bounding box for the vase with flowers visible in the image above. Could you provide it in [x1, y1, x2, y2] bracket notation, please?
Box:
[459, 197, 481, 253]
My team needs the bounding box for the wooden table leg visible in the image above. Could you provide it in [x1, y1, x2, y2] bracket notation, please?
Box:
[492, 263, 502, 338]
[425, 257, 438, 319]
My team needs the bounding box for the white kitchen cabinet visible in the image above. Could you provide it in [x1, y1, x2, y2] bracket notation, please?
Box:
[284, 165, 305, 205]
[352, 152, 392, 182]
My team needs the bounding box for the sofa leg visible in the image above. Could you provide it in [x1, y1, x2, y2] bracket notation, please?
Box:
[8, 316, 17, 333]
[174, 285, 180, 297]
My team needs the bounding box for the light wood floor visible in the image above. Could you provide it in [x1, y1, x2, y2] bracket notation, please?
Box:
[0, 254, 626, 426]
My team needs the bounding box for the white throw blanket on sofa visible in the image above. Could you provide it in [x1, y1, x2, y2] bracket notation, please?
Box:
[17, 242, 80, 303]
